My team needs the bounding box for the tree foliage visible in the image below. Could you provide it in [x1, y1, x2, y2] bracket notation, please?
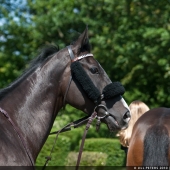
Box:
[1, 0, 170, 109]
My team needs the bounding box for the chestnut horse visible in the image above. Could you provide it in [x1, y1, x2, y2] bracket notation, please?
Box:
[127, 107, 170, 166]
[0, 28, 130, 168]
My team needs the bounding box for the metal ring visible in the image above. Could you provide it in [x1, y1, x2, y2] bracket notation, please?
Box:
[94, 104, 109, 120]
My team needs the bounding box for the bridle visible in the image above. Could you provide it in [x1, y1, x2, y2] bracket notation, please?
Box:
[66, 45, 125, 124]
[43, 45, 125, 169]
[63, 46, 113, 127]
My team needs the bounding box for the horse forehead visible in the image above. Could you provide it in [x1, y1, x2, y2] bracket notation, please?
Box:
[83, 56, 98, 65]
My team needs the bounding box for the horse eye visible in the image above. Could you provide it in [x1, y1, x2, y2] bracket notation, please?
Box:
[90, 67, 99, 74]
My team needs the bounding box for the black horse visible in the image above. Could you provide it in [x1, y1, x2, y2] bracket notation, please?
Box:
[0, 28, 130, 167]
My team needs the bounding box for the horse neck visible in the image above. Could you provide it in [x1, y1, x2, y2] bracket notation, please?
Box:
[0, 51, 70, 161]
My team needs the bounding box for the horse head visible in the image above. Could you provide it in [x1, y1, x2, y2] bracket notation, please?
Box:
[61, 27, 131, 131]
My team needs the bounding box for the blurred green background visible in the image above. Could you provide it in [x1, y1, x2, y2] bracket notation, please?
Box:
[1, 0, 170, 167]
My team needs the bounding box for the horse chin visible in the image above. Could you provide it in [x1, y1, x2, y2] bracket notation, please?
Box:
[95, 105, 130, 131]
[103, 115, 128, 132]
[121, 124, 129, 130]
[104, 116, 121, 132]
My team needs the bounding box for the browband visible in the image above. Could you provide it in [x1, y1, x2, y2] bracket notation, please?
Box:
[67, 46, 93, 61]
[73, 54, 93, 62]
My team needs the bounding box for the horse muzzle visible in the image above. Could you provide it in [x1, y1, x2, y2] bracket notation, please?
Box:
[95, 104, 131, 131]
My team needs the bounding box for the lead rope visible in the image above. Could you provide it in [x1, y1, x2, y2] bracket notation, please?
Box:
[75, 111, 97, 170]
[42, 111, 97, 170]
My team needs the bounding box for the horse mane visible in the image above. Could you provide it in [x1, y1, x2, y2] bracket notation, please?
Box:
[0, 45, 59, 100]
[29, 45, 59, 69]
[0, 31, 92, 101]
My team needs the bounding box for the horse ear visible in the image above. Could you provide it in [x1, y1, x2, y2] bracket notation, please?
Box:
[73, 26, 91, 53]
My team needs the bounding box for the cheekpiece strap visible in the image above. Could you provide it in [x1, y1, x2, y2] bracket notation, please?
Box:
[67, 46, 75, 60]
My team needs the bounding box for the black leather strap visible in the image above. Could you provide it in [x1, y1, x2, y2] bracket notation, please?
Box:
[76, 111, 97, 170]
[50, 115, 90, 135]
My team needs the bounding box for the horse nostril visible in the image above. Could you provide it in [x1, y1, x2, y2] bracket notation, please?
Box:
[123, 111, 131, 123]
